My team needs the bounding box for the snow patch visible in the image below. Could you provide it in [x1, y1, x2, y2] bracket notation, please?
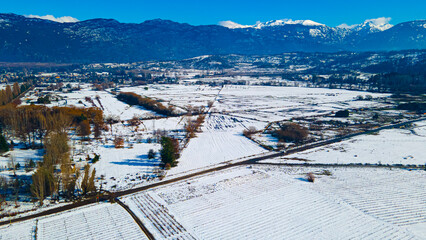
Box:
[219, 19, 325, 29]
[363, 17, 393, 31]
[338, 17, 393, 32]
[26, 14, 79, 23]
[218, 20, 251, 29]
[309, 28, 324, 37]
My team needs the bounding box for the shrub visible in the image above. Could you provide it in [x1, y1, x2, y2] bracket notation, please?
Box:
[92, 154, 100, 163]
[114, 137, 124, 148]
[148, 149, 156, 159]
[321, 170, 332, 176]
[37, 96, 50, 104]
[273, 123, 308, 143]
[243, 126, 258, 138]
[307, 172, 315, 183]
[335, 110, 350, 117]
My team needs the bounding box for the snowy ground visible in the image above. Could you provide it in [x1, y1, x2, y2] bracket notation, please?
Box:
[49, 87, 157, 120]
[7, 84, 395, 192]
[120, 85, 389, 122]
[213, 85, 389, 122]
[0, 203, 147, 240]
[123, 165, 426, 239]
[264, 120, 426, 166]
[120, 84, 221, 111]
[167, 114, 267, 176]
[0, 147, 43, 171]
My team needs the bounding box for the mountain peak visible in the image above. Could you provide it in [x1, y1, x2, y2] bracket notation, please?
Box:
[219, 19, 325, 29]
[337, 17, 393, 32]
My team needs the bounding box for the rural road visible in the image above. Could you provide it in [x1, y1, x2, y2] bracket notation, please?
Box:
[0, 116, 425, 227]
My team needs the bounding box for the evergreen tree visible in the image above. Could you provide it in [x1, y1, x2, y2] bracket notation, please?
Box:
[148, 149, 156, 159]
[160, 136, 179, 167]
[0, 134, 9, 153]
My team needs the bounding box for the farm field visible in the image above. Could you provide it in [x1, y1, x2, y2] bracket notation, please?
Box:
[121, 84, 390, 122]
[3, 81, 422, 225]
[167, 114, 267, 176]
[123, 165, 426, 240]
[38, 85, 157, 120]
[0, 203, 147, 240]
[13, 84, 392, 190]
[264, 120, 426, 166]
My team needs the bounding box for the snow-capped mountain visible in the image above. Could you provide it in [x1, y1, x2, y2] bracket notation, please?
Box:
[337, 17, 393, 33]
[219, 19, 325, 29]
[222, 17, 392, 33]
[0, 13, 425, 63]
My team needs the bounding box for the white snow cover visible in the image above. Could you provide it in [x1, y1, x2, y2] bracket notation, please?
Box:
[337, 17, 393, 32]
[167, 114, 267, 176]
[218, 21, 251, 29]
[221, 17, 394, 32]
[127, 166, 426, 239]
[266, 120, 426, 166]
[0, 203, 147, 240]
[219, 19, 325, 29]
[26, 14, 79, 23]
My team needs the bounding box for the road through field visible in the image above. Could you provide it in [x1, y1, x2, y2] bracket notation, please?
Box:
[0, 117, 425, 227]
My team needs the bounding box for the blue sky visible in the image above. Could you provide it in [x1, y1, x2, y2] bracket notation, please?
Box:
[2, 0, 425, 26]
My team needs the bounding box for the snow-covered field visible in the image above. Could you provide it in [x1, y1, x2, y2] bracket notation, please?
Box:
[8, 84, 395, 192]
[123, 165, 426, 239]
[168, 114, 266, 176]
[0, 203, 147, 240]
[213, 85, 389, 122]
[49, 88, 157, 120]
[265, 120, 426, 166]
[120, 85, 389, 122]
[120, 84, 221, 111]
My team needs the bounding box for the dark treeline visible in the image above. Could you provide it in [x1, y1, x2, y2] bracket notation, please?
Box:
[117, 92, 176, 116]
[368, 73, 426, 94]
[307, 73, 426, 94]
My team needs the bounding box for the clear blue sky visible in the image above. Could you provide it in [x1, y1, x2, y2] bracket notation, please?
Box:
[2, 0, 425, 26]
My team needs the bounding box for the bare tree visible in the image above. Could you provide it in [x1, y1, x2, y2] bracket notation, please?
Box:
[31, 167, 46, 206]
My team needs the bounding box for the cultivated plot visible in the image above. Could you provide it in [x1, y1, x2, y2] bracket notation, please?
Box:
[0, 203, 147, 240]
[125, 166, 425, 239]
[265, 120, 426, 166]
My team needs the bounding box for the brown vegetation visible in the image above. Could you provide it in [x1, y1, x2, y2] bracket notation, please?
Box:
[307, 172, 315, 183]
[273, 123, 309, 143]
[117, 92, 176, 116]
[114, 137, 125, 148]
[243, 126, 259, 138]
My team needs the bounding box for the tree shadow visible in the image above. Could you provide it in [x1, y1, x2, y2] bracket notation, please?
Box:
[111, 154, 160, 167]
[296, 177, 310, 182]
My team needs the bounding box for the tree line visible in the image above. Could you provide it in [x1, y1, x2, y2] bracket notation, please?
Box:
[0, 82, 32, 106]
[0, 105, 104, 148]
[0, 104, 105, 205]
[117, 92, 176, 117]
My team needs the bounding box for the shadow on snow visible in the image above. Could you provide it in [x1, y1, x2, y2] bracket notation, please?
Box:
[111, 154, 161, 167]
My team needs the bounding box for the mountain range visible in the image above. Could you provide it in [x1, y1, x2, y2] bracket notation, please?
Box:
[0, 13, 425, 63]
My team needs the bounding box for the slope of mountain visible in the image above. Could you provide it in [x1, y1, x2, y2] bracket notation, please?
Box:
[0, 13, 425, 63]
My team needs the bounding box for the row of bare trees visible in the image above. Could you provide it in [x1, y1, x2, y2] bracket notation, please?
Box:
[0, 105, 104, 147]
[0, 82, 31, 106]
[0, 104, 104, 205]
